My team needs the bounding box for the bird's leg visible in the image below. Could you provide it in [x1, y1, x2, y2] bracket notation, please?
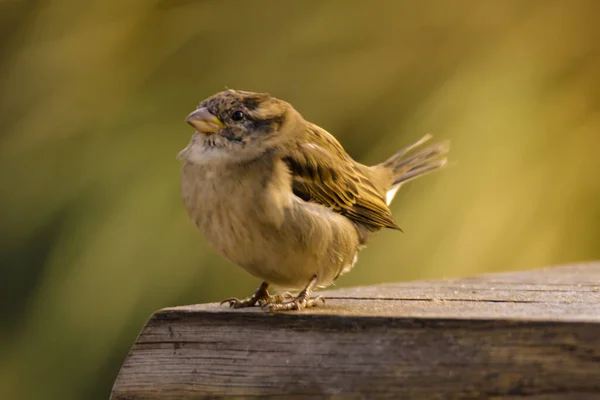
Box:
[262, 275, 325, 312]
[221, 281, 285, 309]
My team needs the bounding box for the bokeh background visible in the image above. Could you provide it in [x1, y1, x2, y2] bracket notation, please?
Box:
[1, 1, 600, 399]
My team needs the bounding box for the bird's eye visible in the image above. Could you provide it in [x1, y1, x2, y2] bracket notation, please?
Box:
[231, 110, 246, 121]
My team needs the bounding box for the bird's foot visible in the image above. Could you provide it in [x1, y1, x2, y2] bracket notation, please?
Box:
[221, 281, 283, 309]
[262, 294, 326, 312]
[262, 275, 325, 312]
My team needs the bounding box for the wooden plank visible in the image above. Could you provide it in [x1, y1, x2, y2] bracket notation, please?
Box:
[111, 263, 600, 399]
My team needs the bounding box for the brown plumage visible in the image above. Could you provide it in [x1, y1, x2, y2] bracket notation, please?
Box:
[178, 89, 449, 311]
[282, 123, 400, 231]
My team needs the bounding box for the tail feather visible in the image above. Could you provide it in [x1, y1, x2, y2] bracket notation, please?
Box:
[379, 135, 449, 205]
[380, 134, 435, 169]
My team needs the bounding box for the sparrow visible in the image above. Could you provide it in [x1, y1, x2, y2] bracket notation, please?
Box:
[178, 89, 449, 312]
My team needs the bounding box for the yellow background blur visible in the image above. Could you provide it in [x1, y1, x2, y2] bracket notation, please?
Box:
[1, 1, 599, 399]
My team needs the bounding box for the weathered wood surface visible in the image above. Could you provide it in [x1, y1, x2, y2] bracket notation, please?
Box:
[111, 263, 600, 399]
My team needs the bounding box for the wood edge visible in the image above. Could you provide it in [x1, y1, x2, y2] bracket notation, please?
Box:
[148, 302, 600, 324]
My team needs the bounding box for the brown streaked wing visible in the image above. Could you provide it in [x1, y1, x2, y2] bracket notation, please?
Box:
[281, 126, 400, 230]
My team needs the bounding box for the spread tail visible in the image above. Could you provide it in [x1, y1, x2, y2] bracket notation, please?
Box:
[378, 134, 449, 205]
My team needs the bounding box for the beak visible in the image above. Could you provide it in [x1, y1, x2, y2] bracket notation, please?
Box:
[185, 107, 226, 134]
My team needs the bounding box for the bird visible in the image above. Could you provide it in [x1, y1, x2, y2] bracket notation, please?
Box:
[178, 89, 449, 312]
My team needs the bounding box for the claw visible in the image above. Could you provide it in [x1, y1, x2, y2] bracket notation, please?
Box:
[221, 297, 253, 309]
[220, 281, 280, 309]
[261, 276, 325, 312]
[220, 277, 326, 312]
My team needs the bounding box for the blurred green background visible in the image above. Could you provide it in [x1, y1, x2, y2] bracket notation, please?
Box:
[1, 1, 600, 399]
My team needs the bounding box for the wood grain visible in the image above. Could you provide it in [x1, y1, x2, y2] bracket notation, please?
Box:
[111, 263, 600, 399]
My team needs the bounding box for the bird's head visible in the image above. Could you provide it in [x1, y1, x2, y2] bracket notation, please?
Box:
[179, 89, 300, 164]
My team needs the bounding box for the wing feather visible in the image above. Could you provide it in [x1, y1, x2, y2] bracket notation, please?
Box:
[281, 124, 400, 230]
